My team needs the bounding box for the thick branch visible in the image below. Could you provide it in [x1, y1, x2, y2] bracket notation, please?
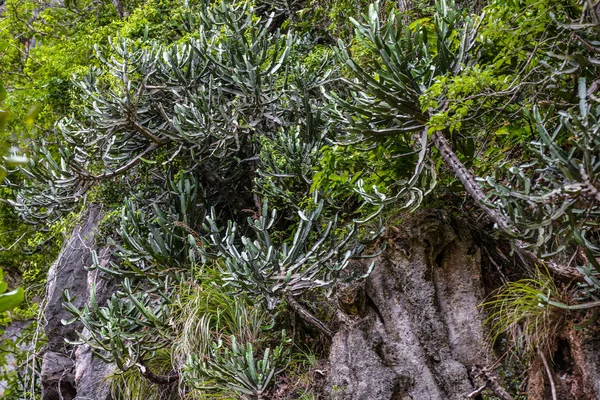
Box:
[78, 140, 169, 182]
[431, 129, 583, 281]
[137, 361, 179, 385]
[285, 292, 333, 339]
[431, 130, 511, 230]
[130, 119, 170, 145]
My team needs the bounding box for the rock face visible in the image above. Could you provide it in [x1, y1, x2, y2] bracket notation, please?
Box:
[328, 211, 490, 400]
[41, 204, 115, 400]
[547, 326, 600, 400]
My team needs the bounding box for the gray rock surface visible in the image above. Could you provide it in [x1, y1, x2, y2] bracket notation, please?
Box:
[41, 351, 76, 400]
[41, 204, 114, 400]
[328, 211, 490, 400]
[74, 340, 115, 400]
[580, 331, 600, 398]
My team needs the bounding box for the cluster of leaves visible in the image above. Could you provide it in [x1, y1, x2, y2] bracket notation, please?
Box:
[12, 0, 326, 223]
[203, 198, 373, 309]
[482, 0, 600, 329]
[0, 267, 23, 312]
[179, 281, 292, 398]
[487, 81, 600, 316]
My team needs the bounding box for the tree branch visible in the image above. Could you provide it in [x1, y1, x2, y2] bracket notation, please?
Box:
[431, 129, 583, 281]
[129, 119, 169, 145]
[285, 292, 333, 339]
[431, 130, 511, 230]
[136, 361, 179, 385]
[77, 140, 169, 182]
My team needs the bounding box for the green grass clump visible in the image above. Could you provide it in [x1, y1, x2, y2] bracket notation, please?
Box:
[484, 267, 568, 359]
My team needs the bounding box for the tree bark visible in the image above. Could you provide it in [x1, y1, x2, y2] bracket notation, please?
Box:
[285, 292, 333, 339]
[431, 129, 583, 281]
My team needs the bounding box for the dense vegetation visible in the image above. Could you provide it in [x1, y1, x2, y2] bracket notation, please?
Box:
[1, 0, 599, 398]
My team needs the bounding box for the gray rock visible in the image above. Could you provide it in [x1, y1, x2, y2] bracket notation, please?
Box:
[74, 340, 115, 400]
[328, 211, 490, 400]
[329, 318, 399, 400]
[41, 204, 115, 400]
[44, 205, 104, 351]
[41, 351, 76, 400]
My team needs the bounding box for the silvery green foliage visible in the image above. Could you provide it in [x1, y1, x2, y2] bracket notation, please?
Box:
[62, 277, 174, 371]
[487, 79, 600, 307]
[203, 199, 373, 310]
[61, 182, 367, 388]
[183, 295, 290, 399]
[10, 141, 88, 222]
[256, 126, 324, 210]
[329, 0, 478, 138]
[45, 2, 370, 391]
[62, 173, 202, 367]
[325, 0, 478, 220]
[185, 334, 290, 399]
[12, 1, 315, 222]
[108, 173, 205, 276]
[255, 60, 335, 210]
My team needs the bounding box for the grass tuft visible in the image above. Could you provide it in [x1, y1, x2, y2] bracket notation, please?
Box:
[484, 267, 568, 359]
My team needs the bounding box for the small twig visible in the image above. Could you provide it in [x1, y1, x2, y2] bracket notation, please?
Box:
[285, 292, 333, 339]
[483, 247, 508, 284]
[540, 352, 557, 400]
[0, 232, 28, 252]
[470, 365, 515, 400]
[575, 34, 600, 54]
[467, 384, 487, 398]
[162, 143, 183, 166]
[489, 352, 508, 371]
